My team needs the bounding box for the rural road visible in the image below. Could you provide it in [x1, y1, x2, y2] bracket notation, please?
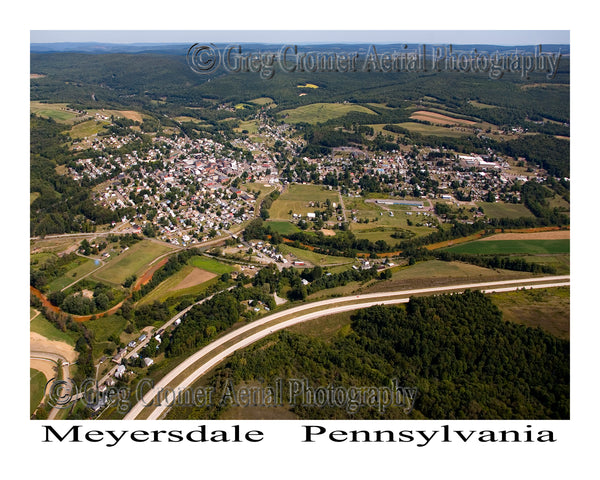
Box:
[124, 275, 569, 420]
[95, 286, 236, 388]
[30, 351, 71, 420]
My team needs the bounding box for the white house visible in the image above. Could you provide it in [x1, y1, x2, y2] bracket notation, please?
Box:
[114, 365, 126, 379]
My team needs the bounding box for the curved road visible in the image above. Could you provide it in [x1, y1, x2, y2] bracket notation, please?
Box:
[124, 275, 570, 420]
[30, 351, 71, 420]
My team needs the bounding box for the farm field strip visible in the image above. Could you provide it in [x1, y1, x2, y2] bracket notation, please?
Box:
[442, 239, 570, 255]
[91, 240, 176, 286]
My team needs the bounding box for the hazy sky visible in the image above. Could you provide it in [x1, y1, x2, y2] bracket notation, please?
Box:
[30, 30, 570, 45]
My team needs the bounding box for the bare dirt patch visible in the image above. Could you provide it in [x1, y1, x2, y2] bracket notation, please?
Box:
[410, 110, 476, 126]
[30, 332, 78, 363]
[30, 360, 55, 380]
[117, 110, 144, 122]
[481, 230, 570, 241]
[171, 267, 216, 291]
[80, 289, 94, 299]
[320, 229, 336, 237]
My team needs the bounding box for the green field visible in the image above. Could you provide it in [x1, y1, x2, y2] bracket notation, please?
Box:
[477, 202, 535, 219]
[278, 244, 353, 266]
[138, 260, 226, 306]
[188, 255, 236, 275]
[92, 240, 175, 286]
[361, 259, 532, 293]
[70, 119, 109, 139]
[269, 184, 339, 219]
[279, 103, 377, 124]
[443, 239, 570, 255]
[510, 254, 570, 275]
[86, 314, 128, 342]
[249, 97, 275, 105]
[235, 119, 259, 134]
[242, 182, 277, 198]
[469, 100, 499, 109]
[397, 122, 469, 137]
[30, 312, 77, 346]
[265, 221, 301, 235]
[352, 228, 407, 246]
[45, 257, 100, 292]
[287, 311, 352, 342]
[30, 369, 47, 416]
[489, 287, 570, 339]
[345, 196, 435, 238]
[30, 101, 82, 123]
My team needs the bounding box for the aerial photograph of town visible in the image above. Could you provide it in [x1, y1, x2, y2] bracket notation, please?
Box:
[29, 29, 571, 426]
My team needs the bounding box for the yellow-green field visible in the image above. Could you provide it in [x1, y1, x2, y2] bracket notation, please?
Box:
[31, 101, 84, 124]
[476, 202, 536, 219]
[278, 244, 354, 266]
[139, 255, 235, 305]
[361, 260, 532, 293]
[279, 103, 377, 124]
[30, 369, 47, 416]
[468, 100, 498, 109]
[242, 182, 277, 198]
[345, 196, 435, 238]
[45, 257, 100, 292]
[30, 311, 77, 345]
[91, 240, 176, 286]
[395, 122, 469, 137]
[235, 119, 259, 134]
[269, 184, 339, 219]
[249, 97, 275, 106]
[489, 287, 570, 339]
[70, 119, 109, 139]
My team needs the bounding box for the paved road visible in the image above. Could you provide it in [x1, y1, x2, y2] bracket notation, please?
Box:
[124, 275, 569, 420]
[94, 286, 235, 388]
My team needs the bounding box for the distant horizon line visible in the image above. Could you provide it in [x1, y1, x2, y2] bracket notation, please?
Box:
[30, 41, 571, 47]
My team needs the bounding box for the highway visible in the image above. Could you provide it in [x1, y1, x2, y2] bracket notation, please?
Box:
[123, 275, 569, 420]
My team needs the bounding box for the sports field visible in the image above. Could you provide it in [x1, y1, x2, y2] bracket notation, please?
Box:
[91, 240, 176, 286]
[265, 221, 301, 235]
[279, 103, 377, 124]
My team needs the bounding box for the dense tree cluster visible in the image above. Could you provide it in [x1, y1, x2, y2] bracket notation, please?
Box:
[170, 291, 568, 420]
